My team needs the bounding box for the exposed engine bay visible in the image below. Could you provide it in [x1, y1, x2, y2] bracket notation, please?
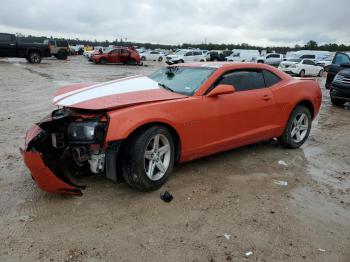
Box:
[23, 108, 120, 195]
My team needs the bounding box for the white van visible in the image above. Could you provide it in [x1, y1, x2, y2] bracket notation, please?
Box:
[226, 49, 260, 62]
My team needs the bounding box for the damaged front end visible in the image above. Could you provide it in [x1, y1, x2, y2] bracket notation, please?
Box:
[22, 108, 113, 195]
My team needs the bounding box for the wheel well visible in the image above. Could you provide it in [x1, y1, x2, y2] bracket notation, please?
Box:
[125, 122, 181, 162]
[297, 100, 314, 118]
[27, 49, 42, 56]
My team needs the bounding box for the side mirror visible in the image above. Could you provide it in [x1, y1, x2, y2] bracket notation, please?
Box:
[207, 84, 235, 97]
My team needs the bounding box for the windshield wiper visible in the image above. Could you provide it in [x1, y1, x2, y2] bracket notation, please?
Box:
[158, 83, 174, 92]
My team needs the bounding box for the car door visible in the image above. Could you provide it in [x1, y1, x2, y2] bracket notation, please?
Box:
[184, 51, 194, 62]
[308, 60, 318, 75]
[150, 51, 157, 60]
[119, 49, 131, 63]
[0, 34, 16, 57]
[201, 69, 277, 154]
[108, 49, 120, 63]
[301, 60, 312, 75]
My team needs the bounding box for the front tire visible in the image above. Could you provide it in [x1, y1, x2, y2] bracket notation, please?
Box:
[318, 69, 324, 77]
[279, 105, 312, 149]
[27, 51, 42, 64]
[158, 56, 163, 62]
[299, 70, 305, 77]
[122, 126, 175, 191]
[56, 49, 68, 60]
[99, 58, 107, 65]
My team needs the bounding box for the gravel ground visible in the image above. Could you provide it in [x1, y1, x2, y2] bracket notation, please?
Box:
[0, 56, 349, 262]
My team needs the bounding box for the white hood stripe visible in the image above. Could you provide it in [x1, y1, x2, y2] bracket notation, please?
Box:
[55, 76, 160, 107]
[53, 75, 142, 103]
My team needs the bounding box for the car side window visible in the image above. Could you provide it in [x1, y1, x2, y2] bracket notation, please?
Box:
[262, 70, 281, 87]
[194, 51, 201, 56]
[216, 70, 266, 91]
[121, 49, 130, 54]
[303, 59, 315, 65]
[0, 34, 13, 43]
[334, 53, 350, 65]
[185, 52, 193, 56]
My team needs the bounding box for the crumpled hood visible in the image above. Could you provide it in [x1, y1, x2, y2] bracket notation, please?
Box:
[53, 75, 187, 110]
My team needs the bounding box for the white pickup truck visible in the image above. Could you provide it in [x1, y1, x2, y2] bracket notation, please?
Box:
[256, 53, 284, 66]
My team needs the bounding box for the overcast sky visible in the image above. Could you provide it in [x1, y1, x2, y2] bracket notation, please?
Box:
[0, 0, 349, 47]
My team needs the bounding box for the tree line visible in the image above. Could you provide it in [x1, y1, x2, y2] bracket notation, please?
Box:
[18, 34, 350, 53]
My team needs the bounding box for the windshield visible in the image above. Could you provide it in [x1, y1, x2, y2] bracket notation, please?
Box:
[149, 67, 216, 95]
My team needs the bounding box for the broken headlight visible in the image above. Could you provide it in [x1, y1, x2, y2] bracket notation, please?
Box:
[67, 121, 106, 144]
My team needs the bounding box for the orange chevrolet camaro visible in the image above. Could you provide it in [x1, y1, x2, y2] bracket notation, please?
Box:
[22, 62, 322, 195]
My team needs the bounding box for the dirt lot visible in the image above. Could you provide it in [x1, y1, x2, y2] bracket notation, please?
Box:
[0, 56, 349, 262]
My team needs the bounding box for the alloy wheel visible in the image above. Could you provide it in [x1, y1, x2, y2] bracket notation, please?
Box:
[144, 134, 171, 181]
[291, 113, 309, 143]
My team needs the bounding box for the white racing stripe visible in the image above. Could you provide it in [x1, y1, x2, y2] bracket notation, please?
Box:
[54, 76, 160, 106]
[53, 75, 142, 103]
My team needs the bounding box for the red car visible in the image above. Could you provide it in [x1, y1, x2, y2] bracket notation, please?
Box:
[92, 47, 141, 65]
[22, 63, 322, 195]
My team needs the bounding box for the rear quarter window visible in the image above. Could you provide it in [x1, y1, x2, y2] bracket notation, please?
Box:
[263, 70, 281, 87]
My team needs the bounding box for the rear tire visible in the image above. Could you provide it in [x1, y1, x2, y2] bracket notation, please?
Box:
[279, 105, 312, 149]
[331, 97, 345, 107]
[141, 56, 146, 61]
[56, 49, 68, 60]
[122, 126, 175, 191]
[318, 69, 324, 77]
[299, 70, 305, 77]
[158, 56, 163, 62]
[27, 51, 42, 64]
[179, 59, 184, 63]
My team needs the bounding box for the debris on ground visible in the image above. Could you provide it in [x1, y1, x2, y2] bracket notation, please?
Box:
[223, 233, 231, 240]
[245, 251, 253, 257]
[278, 160, 288, 166]
[318, 248, 326, 252]
[19, 215, 33, 223]
[273, 180, 288, 186]
[160, 191, 173, 202]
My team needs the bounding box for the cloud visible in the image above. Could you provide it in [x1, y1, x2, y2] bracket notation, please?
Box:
[0, 0, 349, 46]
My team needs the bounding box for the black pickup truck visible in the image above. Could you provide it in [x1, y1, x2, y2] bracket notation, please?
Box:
[0, 33, 50, 63]
[325, 52, 350, 89]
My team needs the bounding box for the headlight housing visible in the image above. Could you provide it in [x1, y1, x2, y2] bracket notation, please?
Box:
[67, 121, 106, 144]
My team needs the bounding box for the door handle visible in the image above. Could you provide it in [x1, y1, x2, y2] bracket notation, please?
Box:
[9, 43, 15, 46]
[262, 94, 272, 101]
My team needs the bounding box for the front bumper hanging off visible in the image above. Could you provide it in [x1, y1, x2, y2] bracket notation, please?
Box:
[21, 117, 85, 196]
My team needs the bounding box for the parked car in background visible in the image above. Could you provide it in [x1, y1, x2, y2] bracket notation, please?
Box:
[329, 69, 350, 106]
[140, 51, 165, 61]
[91, 47, 141, 65]
[44, 39, 70, 60]
[279, 59, 324, 77]
[316, 54, 334, 68]
[206, 50, 232, 61]
[225, 49, 260, 62]
[166, 50, 206, 64]
[256, 53, 284, 66]
[0, 33, 50, 63]
[22, 62, 321, 195]
[325, 52, 350, 89]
